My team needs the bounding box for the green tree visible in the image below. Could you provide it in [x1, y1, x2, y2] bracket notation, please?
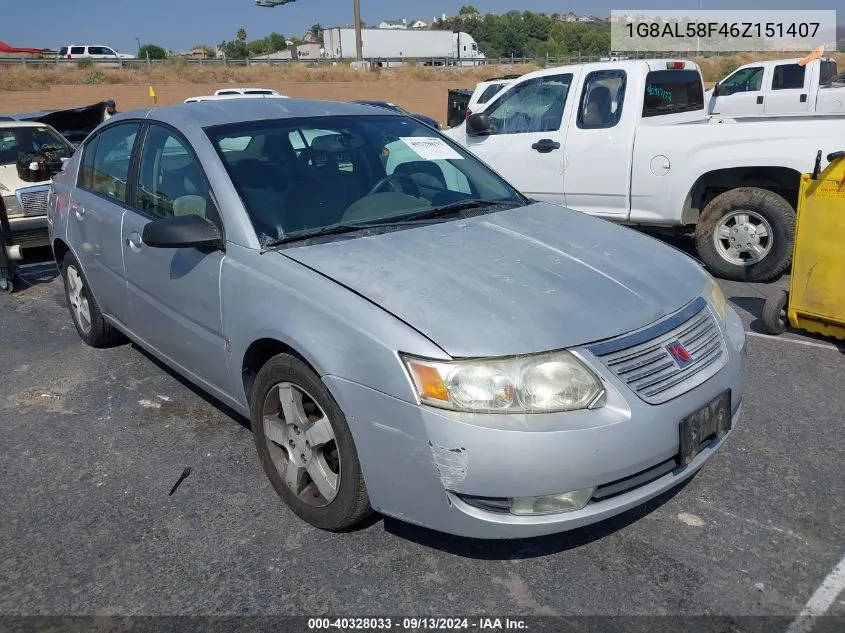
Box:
[138, 43, 167, 60]
[458, 5, 479, 15]
[223, 28, 250, 59]
[309, 23, 324, 40]
[267, 32, 287, 51]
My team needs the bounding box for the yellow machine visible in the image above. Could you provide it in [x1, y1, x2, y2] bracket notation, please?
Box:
[763, 150, 845, 340]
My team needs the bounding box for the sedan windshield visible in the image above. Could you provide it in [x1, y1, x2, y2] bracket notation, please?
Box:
[0, 126, 73, 166]
[205, 114, 526, 246]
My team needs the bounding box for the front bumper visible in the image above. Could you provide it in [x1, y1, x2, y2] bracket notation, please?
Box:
[324, 304, 747, 540]
[5, 215, 49, 249]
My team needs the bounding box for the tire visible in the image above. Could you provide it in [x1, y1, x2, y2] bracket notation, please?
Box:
[762, 288, 789, 335]
[61, 251, 124, 347]
[250, 353, 372, 531]
[0, 276, 14, 294]
[694, 187, 795, 283]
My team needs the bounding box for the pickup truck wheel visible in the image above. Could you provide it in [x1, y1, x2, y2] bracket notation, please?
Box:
[250, 353, 372, 531]
[694, 187, 795, 282]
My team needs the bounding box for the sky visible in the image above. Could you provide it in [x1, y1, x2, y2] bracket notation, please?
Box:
[3, 0, 841, 54]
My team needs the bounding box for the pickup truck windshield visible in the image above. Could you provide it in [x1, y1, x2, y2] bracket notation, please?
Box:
[206, 114, 525, 246]
[643, 70, 704, 117]
[0, 126, 73, 166]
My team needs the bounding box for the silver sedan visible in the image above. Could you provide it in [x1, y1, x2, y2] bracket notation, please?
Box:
[47, 99, 747, 539]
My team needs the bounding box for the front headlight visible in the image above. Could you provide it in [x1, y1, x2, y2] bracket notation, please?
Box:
[704, 277, 727, 323]
[401, 350, 604, 414]
[2, 194, 22, 217]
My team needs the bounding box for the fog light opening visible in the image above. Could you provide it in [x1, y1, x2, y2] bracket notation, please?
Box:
[509, 488, 595, 516]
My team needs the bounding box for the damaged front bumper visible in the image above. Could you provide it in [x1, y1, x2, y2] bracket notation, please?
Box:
[323, 301, 747, 540]
[323, 329, 745, 539]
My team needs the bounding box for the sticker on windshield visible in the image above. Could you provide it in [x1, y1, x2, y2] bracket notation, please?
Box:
[399, 137, 463, 161]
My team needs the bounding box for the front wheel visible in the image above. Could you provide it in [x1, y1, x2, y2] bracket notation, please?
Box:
[0, 276, 14, 294]
[250, 353, 372, 531]
[694, 187, 795, 282]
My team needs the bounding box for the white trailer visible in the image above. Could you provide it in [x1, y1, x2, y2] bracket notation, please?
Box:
[321, 28, 485, 66]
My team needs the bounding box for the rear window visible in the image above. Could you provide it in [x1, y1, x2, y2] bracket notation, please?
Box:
[244, 89, 274, 95]
[642, 70, 704, 117]
[58, 47, 68, 56]
[820, 61, 837, 85]
[478, 83, 506, 104]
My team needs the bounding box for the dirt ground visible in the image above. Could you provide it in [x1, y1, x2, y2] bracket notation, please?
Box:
[0, 80, 472, 126]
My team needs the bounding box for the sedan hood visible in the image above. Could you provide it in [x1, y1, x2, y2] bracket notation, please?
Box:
[281, 203, 709, 358]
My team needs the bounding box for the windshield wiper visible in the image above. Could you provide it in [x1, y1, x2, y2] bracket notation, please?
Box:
[267, 223, 371, 246]
[266, 200, 521, 247]
[388, 199, 521, 223]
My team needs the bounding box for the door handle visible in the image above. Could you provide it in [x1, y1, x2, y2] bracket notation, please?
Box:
[531, 139, 561, 153]
[756, 96, 764, 104]
[800, 93, 807, 103]
[71, 204, 84, 220]
[125, 232, 142, 252]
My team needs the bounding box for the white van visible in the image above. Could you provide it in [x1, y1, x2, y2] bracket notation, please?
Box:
[57, 45, 135, 61]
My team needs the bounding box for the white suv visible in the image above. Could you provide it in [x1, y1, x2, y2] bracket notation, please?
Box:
[58, 45, 135, 61]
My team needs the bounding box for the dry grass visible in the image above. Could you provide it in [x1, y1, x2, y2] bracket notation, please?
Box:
[0, 61, 540, 91]
[1, 53, 842, 91]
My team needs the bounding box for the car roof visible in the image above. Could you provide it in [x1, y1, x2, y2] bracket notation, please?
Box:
[0, 120, 56, 129]
[110, 98, 396, 130]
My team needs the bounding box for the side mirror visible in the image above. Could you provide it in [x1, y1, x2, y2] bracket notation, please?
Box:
[466, 112, 492, 136]
[141, 214, 223, 250]
[712, 83, 721, 97]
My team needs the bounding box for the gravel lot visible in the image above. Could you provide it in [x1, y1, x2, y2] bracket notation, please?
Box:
[1, 245, 843, 630]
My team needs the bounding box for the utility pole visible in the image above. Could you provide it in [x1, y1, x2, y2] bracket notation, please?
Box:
[353, 0, 363, 61]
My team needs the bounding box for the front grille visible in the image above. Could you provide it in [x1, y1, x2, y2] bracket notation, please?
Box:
[587, 296, 727, 405]
[19, 190, 49, 217]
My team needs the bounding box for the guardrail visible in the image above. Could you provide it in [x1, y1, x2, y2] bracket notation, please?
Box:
[0, 50, 747, 68]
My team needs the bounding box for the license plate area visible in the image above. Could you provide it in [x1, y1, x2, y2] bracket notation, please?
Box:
[679, 390, 732, 466]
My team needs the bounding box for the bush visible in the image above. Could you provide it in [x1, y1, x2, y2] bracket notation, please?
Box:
[138, 44, 167, 60]
[77, 58, 94, 69]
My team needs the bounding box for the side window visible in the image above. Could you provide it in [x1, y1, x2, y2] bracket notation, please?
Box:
[720, 67, 763, 95]
[70, 46, 85, 55]
[85, 123, 139, 202]
[87, 47, 104, 55]
[101, 48, 117, 56]
[772, 64, 806, 90]
[78, 135, 100, 189]
[577, 70, 626, 129]
[136, 125, 211, 221]
[484, 74, 573, 135]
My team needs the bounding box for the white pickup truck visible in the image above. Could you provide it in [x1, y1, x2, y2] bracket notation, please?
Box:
[705, 57, 845, 117]
[443, 59, 845, 282]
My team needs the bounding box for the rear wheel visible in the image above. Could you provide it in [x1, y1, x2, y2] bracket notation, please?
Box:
[250, 353, 372, 531]
[694, 187, 795, 282]
[61, 252, 123, 347]
[762, 288, 789, 335]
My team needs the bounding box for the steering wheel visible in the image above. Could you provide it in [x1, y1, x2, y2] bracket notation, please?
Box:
[367, 173, 420, 198]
